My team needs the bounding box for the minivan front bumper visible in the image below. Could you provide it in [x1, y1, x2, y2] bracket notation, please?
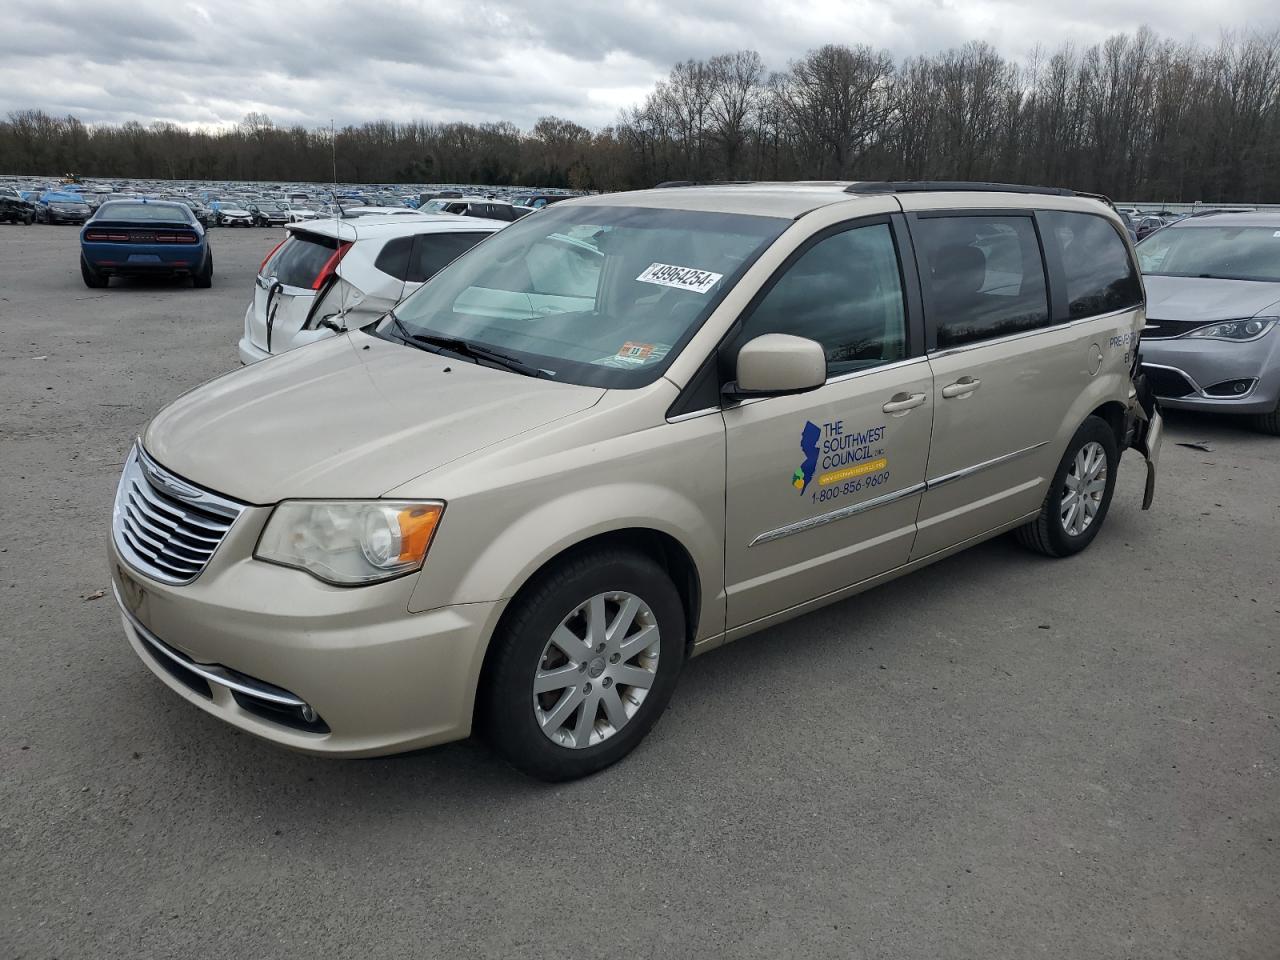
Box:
[109, 538, 505, 757]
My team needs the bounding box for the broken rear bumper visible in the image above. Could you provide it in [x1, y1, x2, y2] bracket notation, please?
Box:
[1125, 370, 1163, 510]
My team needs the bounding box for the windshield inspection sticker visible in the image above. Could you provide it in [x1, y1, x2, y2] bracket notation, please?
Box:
[617, 341, 655, 361]
[592, 342, 671, 369]
[636, 262, 723, 294]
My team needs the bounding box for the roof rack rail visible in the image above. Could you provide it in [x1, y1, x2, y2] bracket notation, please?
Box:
[653, 180, 756, 189]
[846, 180, 1078, 197]
[845, 180, 1117, 209]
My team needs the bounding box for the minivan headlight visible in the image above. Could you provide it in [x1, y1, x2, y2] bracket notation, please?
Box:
[1182, 318, 1276, 342]
[256, 501, 444, 585]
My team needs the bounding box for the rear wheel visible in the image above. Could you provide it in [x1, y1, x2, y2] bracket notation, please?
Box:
[80, 255, 107, 289]
[1015, 416, 1118, 557]
[193, 252, 213, 288]
[481, 548, 686, 781]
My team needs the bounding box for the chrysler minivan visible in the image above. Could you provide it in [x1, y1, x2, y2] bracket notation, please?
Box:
[109, 181, 1162, 780]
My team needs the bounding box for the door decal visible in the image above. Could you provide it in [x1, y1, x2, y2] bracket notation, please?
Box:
[795, 418, 891, 505]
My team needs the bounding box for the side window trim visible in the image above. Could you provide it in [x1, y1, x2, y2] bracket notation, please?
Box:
[908, 208, 1053, 353]
[1031, 210, 1067, 322]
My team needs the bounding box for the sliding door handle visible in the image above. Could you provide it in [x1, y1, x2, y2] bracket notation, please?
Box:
[942, 376, 981, 399]
[882, 392, 927, 415]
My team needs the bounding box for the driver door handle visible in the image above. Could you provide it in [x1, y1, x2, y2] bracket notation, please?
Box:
[882, 392, 927, 415]
[942, 376, 981, 399]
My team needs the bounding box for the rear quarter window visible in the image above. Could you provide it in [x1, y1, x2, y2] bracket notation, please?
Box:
[374, 236, 413, 280]
[1040, 211, 1142, 318]
[406, 232, 490, 283]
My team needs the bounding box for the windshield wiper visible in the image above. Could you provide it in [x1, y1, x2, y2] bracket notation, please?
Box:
[384, 310, 547, 378]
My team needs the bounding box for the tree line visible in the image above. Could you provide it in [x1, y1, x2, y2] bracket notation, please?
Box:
[2, 26, 1278, 201]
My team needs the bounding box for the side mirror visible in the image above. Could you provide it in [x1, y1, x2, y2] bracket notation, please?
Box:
[726, 334, 826, 398]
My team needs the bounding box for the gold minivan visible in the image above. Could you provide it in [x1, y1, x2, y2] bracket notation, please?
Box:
[109, 182, 1163, 780]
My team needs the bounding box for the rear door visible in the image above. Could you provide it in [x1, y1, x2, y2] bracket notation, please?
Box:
[248, 230, 346, 354]
[905, 207, 1068, 558]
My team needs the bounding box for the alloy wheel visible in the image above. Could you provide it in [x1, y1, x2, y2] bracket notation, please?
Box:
[533, 591, 660, 749]
[1060, 440, 1107, 536]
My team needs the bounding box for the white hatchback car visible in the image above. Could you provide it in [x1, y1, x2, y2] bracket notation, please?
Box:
[237, 214, 504, 363]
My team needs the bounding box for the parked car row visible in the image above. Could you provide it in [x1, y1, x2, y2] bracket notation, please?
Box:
[0, 175, 586, 232]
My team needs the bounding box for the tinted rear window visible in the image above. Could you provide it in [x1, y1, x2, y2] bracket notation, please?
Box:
[374, 236, 413, 280]
[917, 215, 1050, 349]
[1040, 211, 1142, 318]
[265, 232, 340, 286]
[96, 202, 189, 222]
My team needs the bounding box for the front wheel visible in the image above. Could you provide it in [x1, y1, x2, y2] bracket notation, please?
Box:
[1015, 416, 1118, 557]
[1250, 399, 1280, 436]
[481, 548, 686, 781]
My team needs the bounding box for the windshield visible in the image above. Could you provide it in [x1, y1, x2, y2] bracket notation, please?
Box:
[1137, 225, 1280, 282]
[386, 203, 787, 388]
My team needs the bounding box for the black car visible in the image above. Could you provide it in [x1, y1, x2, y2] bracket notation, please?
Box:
[510, 192, 573, 209]
[161, 195, 211, 228]
[0, 187, 36, 224]
[247, 200, 289, 227]
[36, 192, 93, 224]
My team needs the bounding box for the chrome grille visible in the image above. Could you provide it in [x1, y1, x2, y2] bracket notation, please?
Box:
[112, 445, 244, 585]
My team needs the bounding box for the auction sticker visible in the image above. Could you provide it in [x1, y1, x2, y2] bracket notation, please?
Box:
[617, 341, 655, 361]
[636, 262, 723, 294]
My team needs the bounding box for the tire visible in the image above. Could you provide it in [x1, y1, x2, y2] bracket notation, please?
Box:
[24, 212, 34, 225]
[80, 256, 107, 289]
[1251, 401, 1280, 436]
[481, 547, 686, 781]
[1015, 416, 1119, 558]
[193, 252, 213, 288]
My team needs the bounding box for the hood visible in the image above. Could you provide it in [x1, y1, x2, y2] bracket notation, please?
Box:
[1144, 275, 1280, 323]
[144, 333, 604, 504]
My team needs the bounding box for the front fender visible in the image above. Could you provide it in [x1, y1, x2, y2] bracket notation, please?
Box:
[407, 481, 724, 643]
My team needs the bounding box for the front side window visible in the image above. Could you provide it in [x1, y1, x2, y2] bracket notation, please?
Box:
[733, 222, 907, 377]
[917, 215, 1049, 349]
[1137, 224, 1280, 282]
[1040, 211, 1143, 318]
[388, 204, 787, 387]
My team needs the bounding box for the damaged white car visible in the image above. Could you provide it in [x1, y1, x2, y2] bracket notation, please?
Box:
[238, 214, 505, 363]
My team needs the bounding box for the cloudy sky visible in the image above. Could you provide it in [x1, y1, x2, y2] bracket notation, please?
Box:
[1, 0, 1275, 131]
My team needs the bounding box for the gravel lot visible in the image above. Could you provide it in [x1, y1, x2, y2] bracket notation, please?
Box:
[1, 223, 1277, 960]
